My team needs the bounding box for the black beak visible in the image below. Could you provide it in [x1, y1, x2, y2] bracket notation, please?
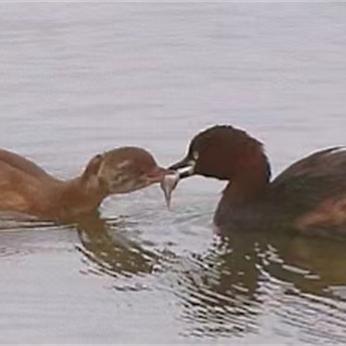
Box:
[169, 156, 195, 179]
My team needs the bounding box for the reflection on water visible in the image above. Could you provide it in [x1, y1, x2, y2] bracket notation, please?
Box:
[169, 235, 263, 338]
[164, 231, 346, 342]
[1, 202, 346, 342]
[76, 213, 158, 279]
[70, 211, 346, 342]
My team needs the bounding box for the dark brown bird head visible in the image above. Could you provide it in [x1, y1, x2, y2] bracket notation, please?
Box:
[161, 125, 271, 207]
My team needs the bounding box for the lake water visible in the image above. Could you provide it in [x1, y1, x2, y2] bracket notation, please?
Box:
[1, 3, 346, 344]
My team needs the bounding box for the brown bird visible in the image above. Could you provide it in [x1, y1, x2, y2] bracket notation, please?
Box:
[0, 147, 166, 221]
[162, 125, 346, 237]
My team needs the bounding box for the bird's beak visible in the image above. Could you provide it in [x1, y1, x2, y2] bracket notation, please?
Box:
[169, 157, 196, 178]
[160, 157, 196, 209]
[146, 166, 168, 184]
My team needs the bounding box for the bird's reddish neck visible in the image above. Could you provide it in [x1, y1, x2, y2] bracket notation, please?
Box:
[223, 171, 269, 205]
[213, 154, 270, 228]
[222, 150, 271, 205]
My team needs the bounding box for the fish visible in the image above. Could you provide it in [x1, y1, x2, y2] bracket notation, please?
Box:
[160, 171, 180, 209]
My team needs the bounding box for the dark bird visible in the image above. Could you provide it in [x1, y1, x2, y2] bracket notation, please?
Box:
[162, 125, 346, 237]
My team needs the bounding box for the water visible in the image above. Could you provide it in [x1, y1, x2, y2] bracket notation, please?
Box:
[1, 3, 346, 343]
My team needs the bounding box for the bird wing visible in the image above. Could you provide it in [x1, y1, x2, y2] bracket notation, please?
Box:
[270, 147, 346, 231]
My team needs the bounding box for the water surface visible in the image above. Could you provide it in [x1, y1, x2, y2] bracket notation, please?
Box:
[1, 3, 346, 343]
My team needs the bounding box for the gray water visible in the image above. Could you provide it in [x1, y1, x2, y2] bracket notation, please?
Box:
[1, 3, 346, 344]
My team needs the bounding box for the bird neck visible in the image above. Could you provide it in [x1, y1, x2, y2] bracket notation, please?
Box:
[223, 152, 271, 205]
[50, 174, 108, 220]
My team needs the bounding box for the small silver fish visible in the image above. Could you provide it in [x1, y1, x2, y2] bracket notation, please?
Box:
[160, 172, 180, 209]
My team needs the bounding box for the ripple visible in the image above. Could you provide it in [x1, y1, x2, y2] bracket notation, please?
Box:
[153, 241, 264, 339]
[0, 213, 75, 258]
[273, 289, 346, 344]
[75, 215, 161, 282]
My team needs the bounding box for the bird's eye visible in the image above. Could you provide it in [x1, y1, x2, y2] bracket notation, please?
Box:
[193, 151, 199, 161]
